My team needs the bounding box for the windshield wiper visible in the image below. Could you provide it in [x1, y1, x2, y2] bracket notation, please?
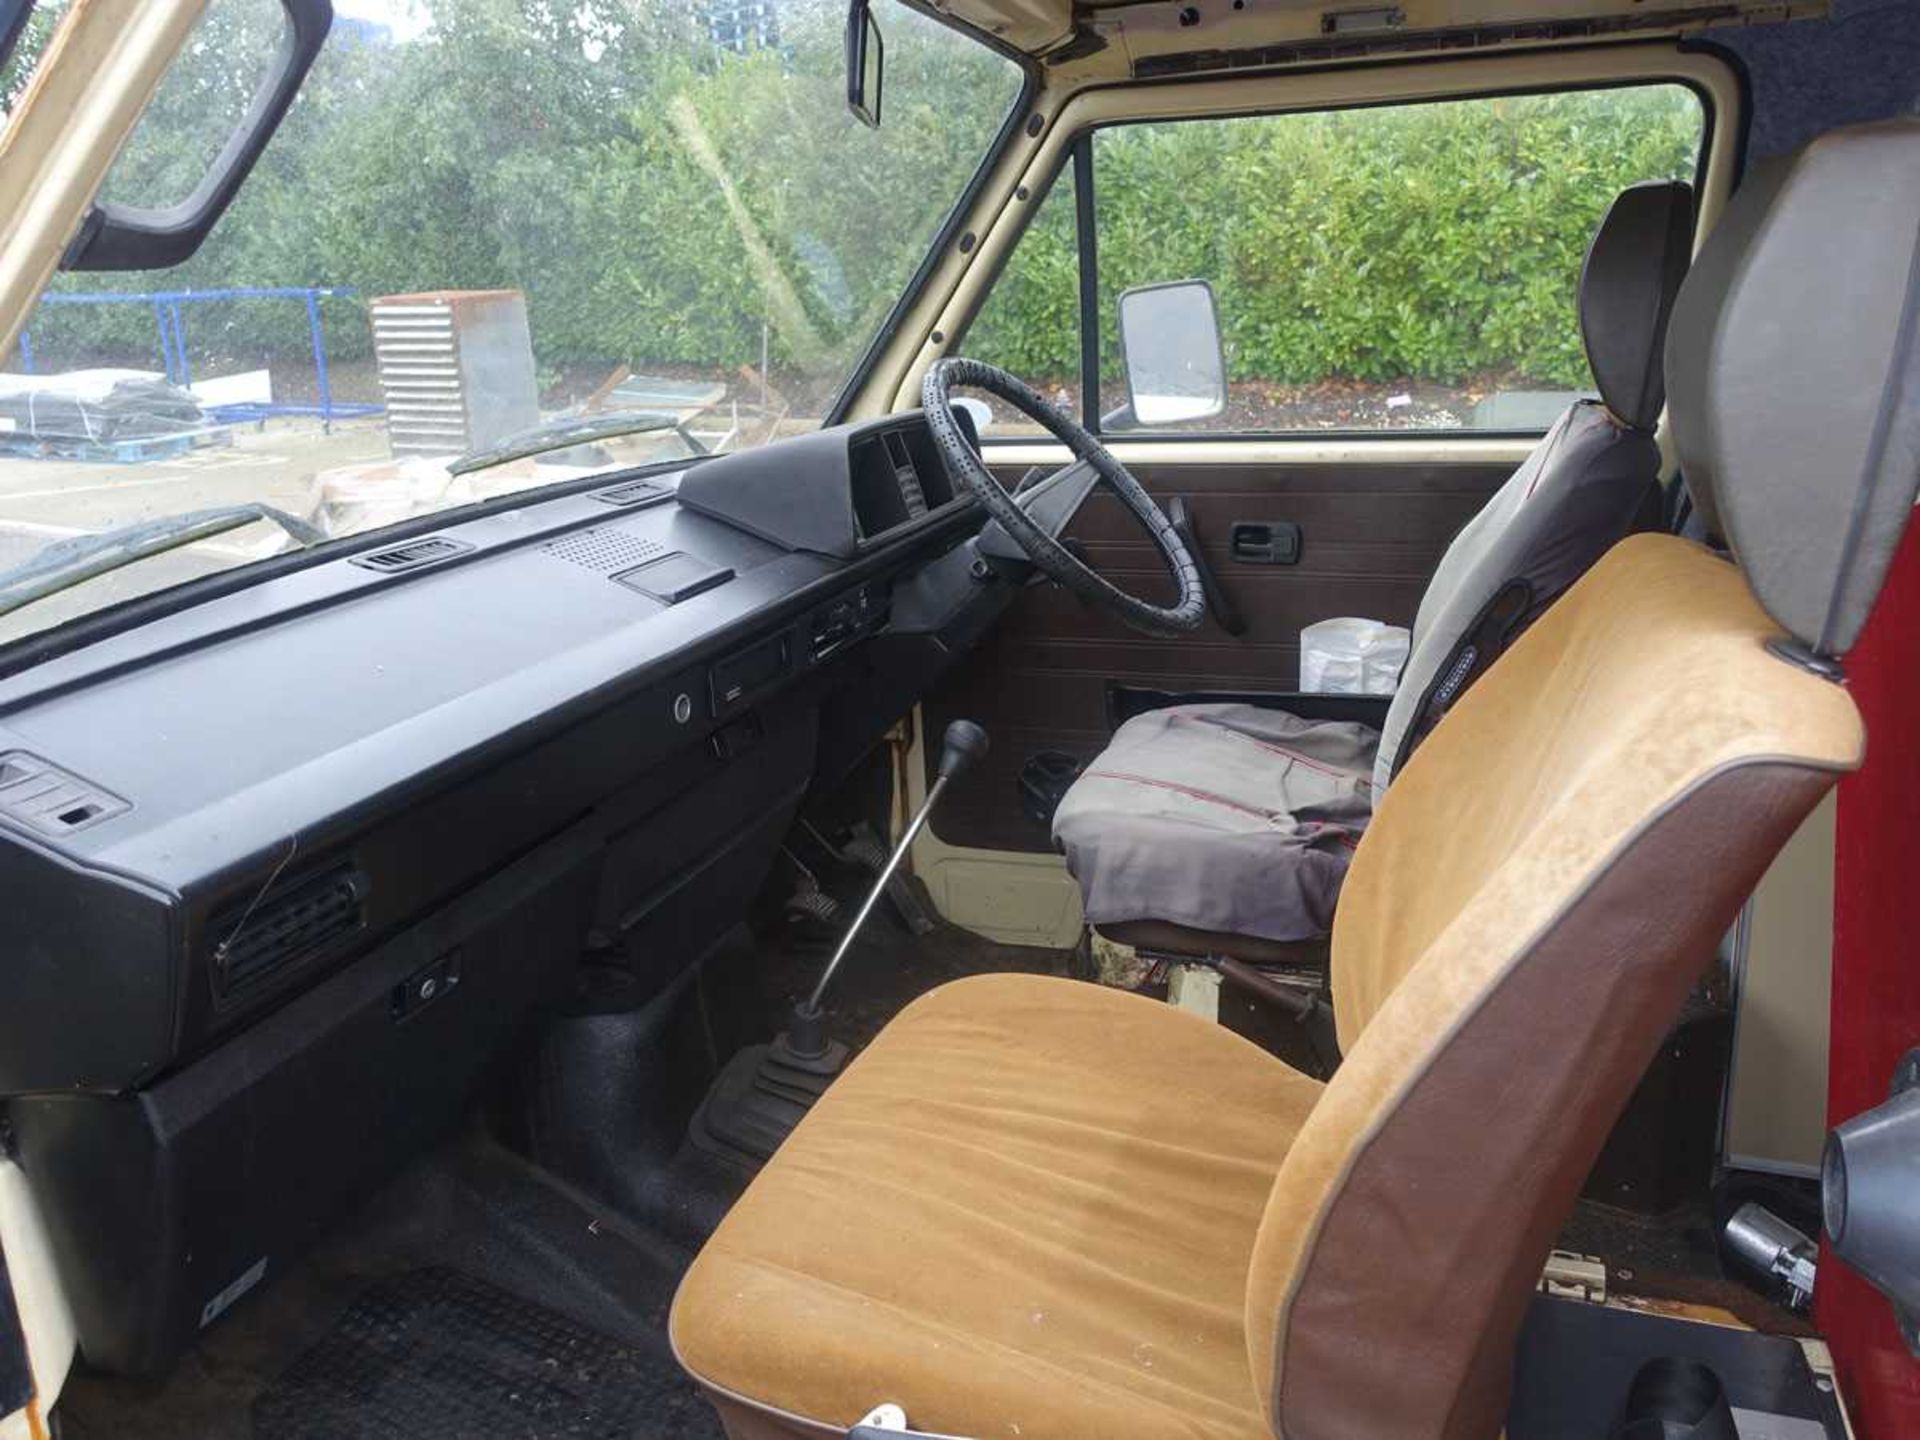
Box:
[0, 504, 325, 619]
[448, 409, 708, 478]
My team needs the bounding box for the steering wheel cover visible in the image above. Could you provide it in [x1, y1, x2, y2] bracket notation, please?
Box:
[922, 357, 1206, 638]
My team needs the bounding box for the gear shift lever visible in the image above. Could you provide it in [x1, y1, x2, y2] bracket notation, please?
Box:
[691, 721, 991, 1166]
[787, 720, 989, 1057]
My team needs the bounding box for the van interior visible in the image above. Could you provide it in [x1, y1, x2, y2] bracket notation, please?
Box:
[0, 2, 1917, 1438]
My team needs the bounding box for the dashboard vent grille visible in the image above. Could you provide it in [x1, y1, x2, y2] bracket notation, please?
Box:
[0, 751, 129, 836]
[351, 535, 474, 574]
[541, 526, 667, 573]
[211, 863, 368, 997]
[593, 477, 670, 508]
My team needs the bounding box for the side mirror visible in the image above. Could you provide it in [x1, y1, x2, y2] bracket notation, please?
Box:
[846, 0, 883, 129]
[62, 0, 334, 271]
[1115, 280, 1226, 428]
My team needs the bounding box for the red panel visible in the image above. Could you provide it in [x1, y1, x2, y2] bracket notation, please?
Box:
[1821, 518, 1920, 1438]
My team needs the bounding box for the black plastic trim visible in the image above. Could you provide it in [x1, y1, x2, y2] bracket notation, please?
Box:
[1073, 134, 1100, 433]
[0, 481, 980, 730]
[0, 457, 695, 682]
[61, 0, 334, 271]
[821, 3, 1040, 427]
[0, 0, 34, 78]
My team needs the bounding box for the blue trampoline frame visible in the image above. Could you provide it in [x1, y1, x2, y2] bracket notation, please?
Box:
[14, 285, 384, 430]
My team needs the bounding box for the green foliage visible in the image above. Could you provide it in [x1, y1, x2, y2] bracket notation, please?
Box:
[18, 0, 1019, 394]
[12, 0, 1699, 398]
[972, 88, 1703, 390]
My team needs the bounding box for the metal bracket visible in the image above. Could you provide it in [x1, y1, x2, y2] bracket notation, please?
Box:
[849, 1402, 977, 1439]
[1539, 1249, 1609, 1305]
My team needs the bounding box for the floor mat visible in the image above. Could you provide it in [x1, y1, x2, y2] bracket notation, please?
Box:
[254, 1267, 709, 1440]
[55, 1136, 724, 1440]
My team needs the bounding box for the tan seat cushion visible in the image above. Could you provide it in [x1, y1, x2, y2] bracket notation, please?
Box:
[670, 973, 1321, 1440]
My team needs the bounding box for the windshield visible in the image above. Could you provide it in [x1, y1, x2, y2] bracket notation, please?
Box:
[0, 0, 1023, 646]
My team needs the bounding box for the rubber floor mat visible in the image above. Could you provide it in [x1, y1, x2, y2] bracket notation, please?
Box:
[253, 1267, 708, 1439]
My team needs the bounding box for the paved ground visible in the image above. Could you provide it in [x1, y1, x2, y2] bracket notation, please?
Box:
[0, 418, 391, 646]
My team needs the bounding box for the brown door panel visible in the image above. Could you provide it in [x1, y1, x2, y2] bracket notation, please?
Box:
[924, 456, 1512, 853]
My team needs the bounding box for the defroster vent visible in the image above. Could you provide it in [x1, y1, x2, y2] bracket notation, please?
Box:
[210, 862, 369, 998]
[593, 477, 671, 508]
[351, 536, 474, 574]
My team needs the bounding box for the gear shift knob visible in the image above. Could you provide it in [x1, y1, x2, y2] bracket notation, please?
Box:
[938, 720, 991, 782]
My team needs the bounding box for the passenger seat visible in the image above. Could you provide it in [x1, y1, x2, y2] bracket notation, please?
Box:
[1050, 179, 1696, 956]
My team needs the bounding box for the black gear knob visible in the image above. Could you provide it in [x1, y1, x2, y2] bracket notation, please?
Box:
[937, 719, 991, 783]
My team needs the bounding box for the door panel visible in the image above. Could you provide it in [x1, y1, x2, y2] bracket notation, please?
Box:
[924, 454, 1512, 852]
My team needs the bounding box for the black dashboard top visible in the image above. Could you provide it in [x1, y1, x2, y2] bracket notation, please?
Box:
[0, 411, 980, 1095]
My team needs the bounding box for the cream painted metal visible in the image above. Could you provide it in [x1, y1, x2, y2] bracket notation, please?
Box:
[901, 708, 1085, 948]
[1725, 793, 1839, 1176]
[878, 46, 1740, 941]
[857, 46, 1743, 427]
[1167, 962, 1223, 1022]
[0, 0, 210, 360]
[931, 0, 1806, 69]
[0, 1158, 76, 1439]
[979, 436, 1541, 470]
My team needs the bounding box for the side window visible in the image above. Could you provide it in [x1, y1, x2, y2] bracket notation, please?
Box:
[961, 163, 1081, 437]
[965, 84, 1706, 439]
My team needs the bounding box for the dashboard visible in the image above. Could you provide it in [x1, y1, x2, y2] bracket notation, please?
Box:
[0, 410, 999, 1374]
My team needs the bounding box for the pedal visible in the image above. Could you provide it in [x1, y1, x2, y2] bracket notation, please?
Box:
[846, 821, 936, 936]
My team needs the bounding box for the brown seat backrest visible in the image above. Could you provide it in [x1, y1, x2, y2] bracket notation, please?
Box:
[1245, 117, 1920, 1440]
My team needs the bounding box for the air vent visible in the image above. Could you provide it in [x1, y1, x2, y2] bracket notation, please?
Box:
[210, 863, 368, 997]
[351, 535, 474, 574]
[593, 477, 670, 508]
[541, 526, 667, 573]
[0, 751, 129, 836]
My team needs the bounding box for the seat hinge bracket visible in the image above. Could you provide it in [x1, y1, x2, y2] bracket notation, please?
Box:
[1538, 1248, 1609, 1305]
[849, 1402, 978, 1439]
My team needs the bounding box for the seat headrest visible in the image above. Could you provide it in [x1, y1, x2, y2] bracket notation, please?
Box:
[1580, 179, 1696, 432]
[1665, 118, 1920, 658]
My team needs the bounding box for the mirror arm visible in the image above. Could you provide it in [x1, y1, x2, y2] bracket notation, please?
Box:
[63, 0, 334, 271]
[845, 0, 882, 129]
[1168, 496, 1243, 636]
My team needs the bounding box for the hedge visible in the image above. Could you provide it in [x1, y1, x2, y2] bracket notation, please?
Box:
[968, 88, 1703, 387]
[14, 1, 1702, 397]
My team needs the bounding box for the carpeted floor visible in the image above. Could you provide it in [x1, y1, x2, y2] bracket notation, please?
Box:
[51, 913, 1072, 1440]
[55, 1135, 723, 1440]
[50, 907, 1801, 1437]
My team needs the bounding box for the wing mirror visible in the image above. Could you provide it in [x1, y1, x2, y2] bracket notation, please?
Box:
[1114, 280, 1227, 429]
[62, 0, 334, 271]
[846, 0, 883, 129]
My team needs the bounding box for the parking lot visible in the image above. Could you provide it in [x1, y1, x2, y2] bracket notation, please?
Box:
[0, 418, 391, 645]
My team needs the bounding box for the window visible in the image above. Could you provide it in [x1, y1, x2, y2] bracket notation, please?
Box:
[963, 163, 1081, 437]
[0, 1, 71, 135]
[969, 84, 1706, 438]
[0, 0, 1024, 648]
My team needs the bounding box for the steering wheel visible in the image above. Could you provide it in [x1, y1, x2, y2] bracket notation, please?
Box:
[922, 357, 1206, 638]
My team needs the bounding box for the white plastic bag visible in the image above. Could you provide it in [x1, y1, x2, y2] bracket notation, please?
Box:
[1299, 617, 1410, 695]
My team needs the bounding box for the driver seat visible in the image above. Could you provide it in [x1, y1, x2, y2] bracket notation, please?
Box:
[669, 121, 1920, 1440]
[1052, 179, 1695, 956]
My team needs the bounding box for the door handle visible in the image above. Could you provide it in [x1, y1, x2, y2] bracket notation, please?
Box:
[1230, 520, 1301, 565]
[1168, 497, 1246, 637]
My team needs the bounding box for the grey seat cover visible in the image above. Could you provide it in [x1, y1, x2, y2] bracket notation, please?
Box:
[1054, 180, 1693, 946]
[1368, 399, 1659, 791]
[1054, 705, 1377, 943]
